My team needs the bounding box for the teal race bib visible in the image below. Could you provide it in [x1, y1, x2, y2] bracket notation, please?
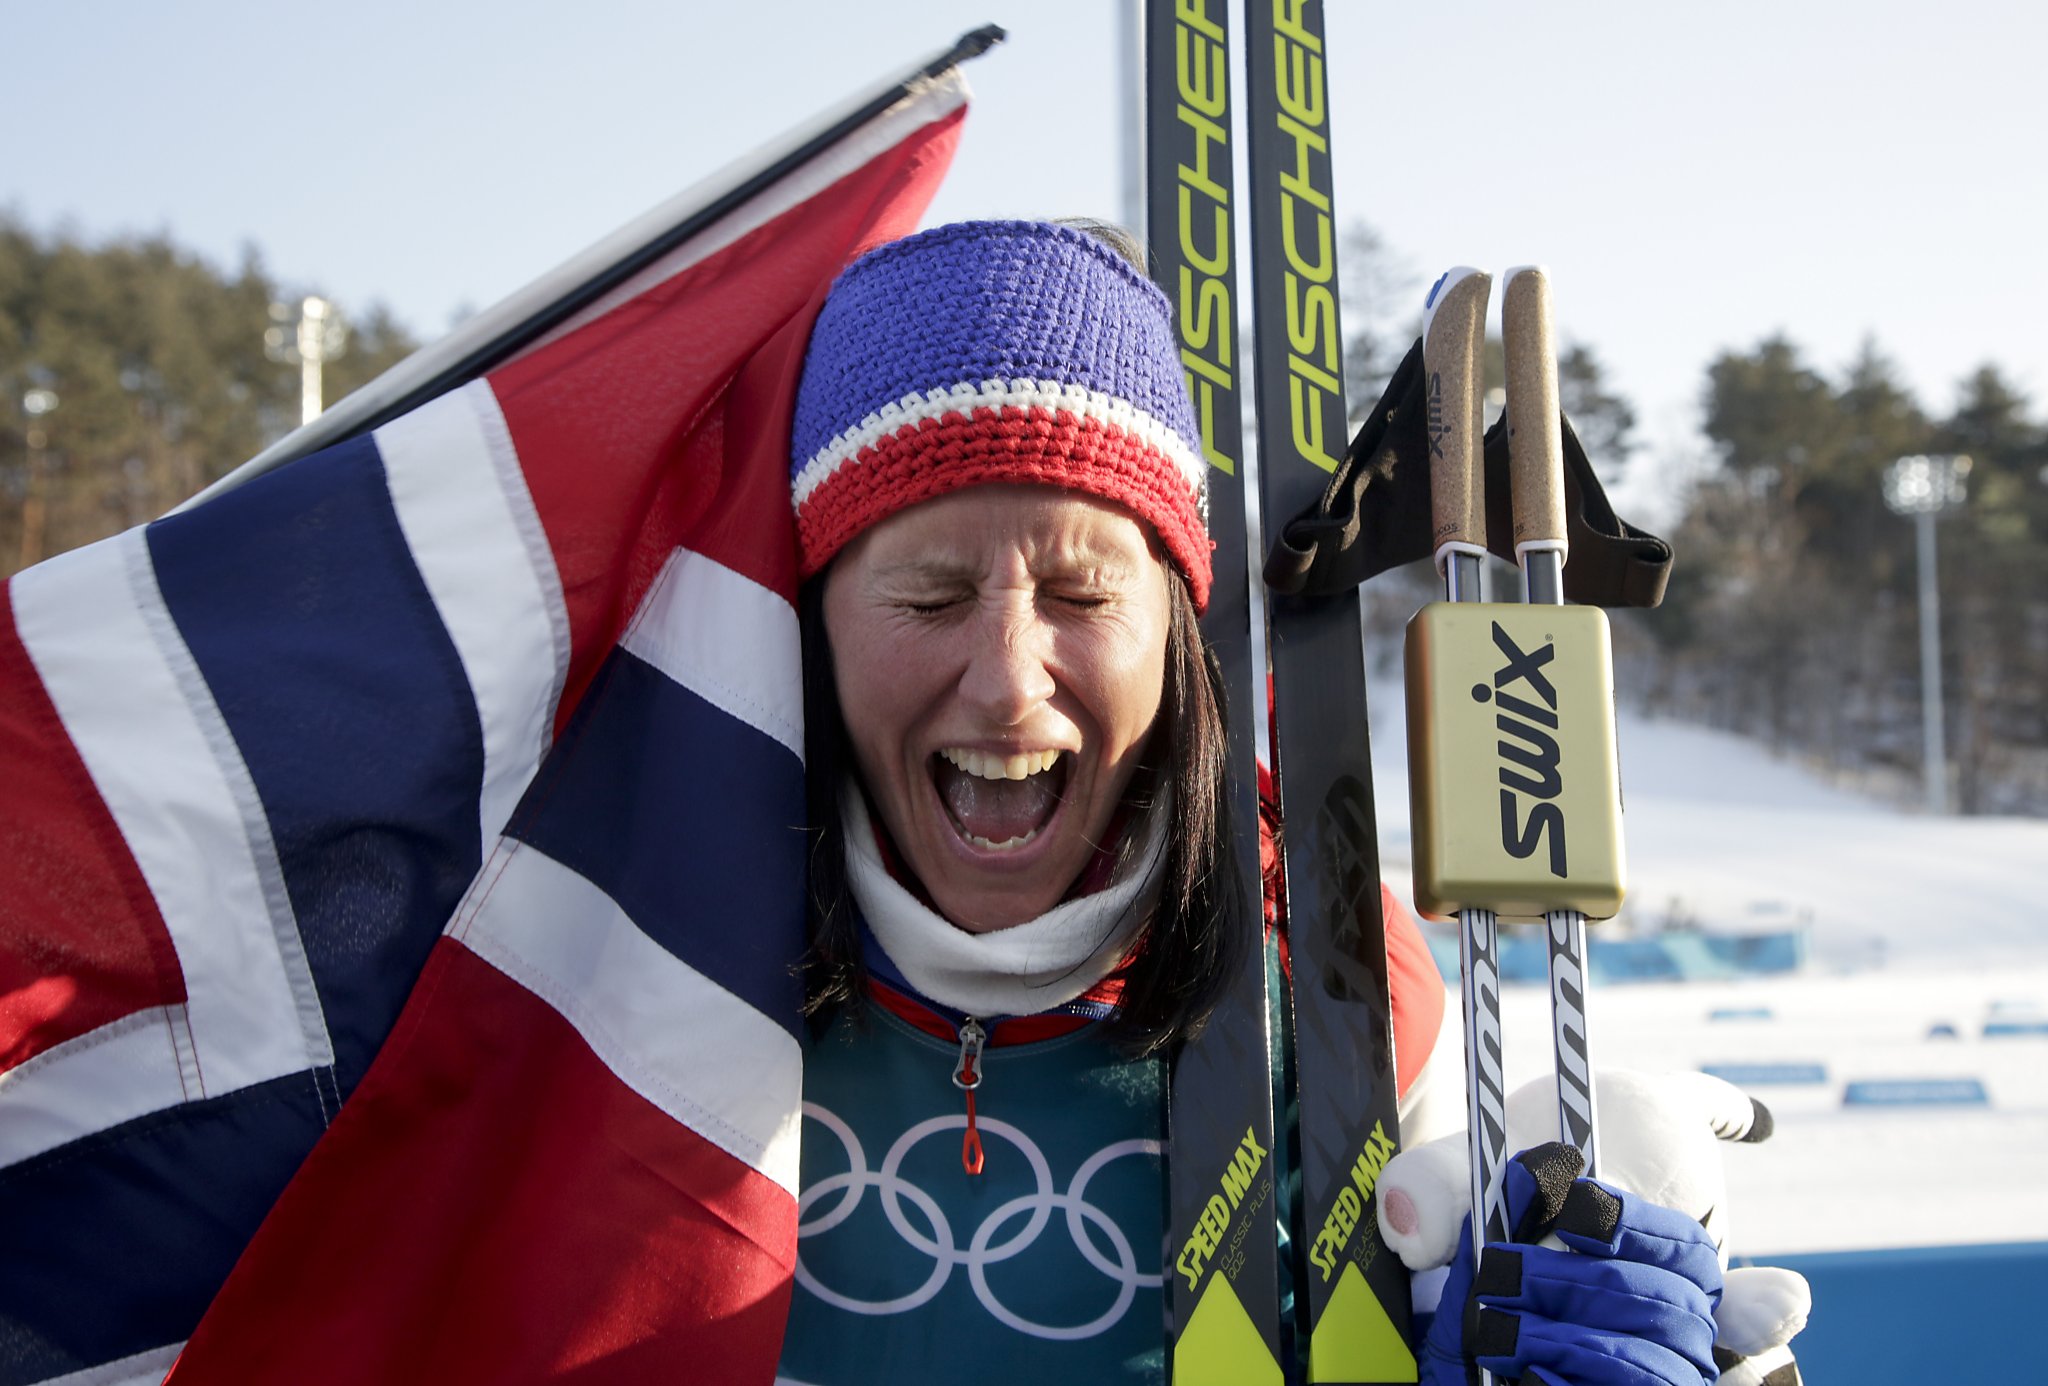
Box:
[779, 1005, 1168, 1384]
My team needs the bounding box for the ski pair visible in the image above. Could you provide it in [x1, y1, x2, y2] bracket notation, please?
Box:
[1409, 267, 1626, 1332]
[1147, 1, 1412, 1382]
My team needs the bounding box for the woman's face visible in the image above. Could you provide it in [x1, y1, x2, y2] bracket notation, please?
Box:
[823, 485, 1172, 934]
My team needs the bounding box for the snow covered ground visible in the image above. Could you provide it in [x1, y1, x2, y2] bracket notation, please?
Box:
[1363, 677, 2048, 1258]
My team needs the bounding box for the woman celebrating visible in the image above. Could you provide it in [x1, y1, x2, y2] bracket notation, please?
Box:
[771, 219, 1727, 1386]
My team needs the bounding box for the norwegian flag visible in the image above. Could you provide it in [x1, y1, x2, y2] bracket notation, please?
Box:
[0, 40, 978, 1385]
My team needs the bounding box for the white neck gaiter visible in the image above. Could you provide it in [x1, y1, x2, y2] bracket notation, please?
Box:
[841, 783, 1167, 1018]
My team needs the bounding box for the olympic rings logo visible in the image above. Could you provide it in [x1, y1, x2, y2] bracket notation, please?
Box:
[795, 1101, 1164, 1341]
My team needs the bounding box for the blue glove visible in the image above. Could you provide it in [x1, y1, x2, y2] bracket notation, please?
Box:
[1419, 1143, 1724, 1386]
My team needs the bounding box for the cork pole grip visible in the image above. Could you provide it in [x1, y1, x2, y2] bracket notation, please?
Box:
[1503, 266, 1567, 553]
[1420, 267, 1492, 559]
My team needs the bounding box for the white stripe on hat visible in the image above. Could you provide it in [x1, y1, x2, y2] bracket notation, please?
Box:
[790, 377, 1207, 512]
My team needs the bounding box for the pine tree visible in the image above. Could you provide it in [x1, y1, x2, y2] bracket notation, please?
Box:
[0, 217, 418, 576]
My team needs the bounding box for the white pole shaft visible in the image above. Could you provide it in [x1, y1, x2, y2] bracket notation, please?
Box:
[1519, 548, 1599, 1175]
[1917, 508, 1947, 814]
[1447, 556, 1509, 1329]
[301, 355, 321, 427]
[1544, 908, 1598, 1172]
[1459, 906, 1508, 1245]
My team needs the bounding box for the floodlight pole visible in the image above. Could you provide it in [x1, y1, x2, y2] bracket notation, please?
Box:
[267, 295, 348, 427]
[17, 386, 58, 571]
[1912, 506, 1946, 815]
[1883, 454, 1971, 815]
[296, 297, 343, 426]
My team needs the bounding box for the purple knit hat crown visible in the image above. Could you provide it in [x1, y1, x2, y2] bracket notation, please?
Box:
[789, 220, 1212, 609]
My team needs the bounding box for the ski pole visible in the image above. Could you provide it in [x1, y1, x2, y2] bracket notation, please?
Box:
[1416, 267, 1511, 1288]
[1410, 267, 1629, 1342]
[1502, 266, 1599, 1174]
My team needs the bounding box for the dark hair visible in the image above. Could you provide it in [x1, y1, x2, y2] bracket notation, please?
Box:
[800, 565, 1247, 1057]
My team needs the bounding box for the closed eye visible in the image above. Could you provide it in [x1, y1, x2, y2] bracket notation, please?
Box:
[885, 582, 975, 618]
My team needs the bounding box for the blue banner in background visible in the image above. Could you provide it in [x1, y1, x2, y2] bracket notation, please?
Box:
[1745, 1241, 2048, 1381]
[1424, 928, 1808, 985]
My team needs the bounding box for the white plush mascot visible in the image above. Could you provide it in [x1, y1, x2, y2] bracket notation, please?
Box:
[1378, 1069, 1812, 1386]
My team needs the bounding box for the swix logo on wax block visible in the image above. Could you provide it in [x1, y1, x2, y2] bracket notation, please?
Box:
[1475, 621, 1568, 878]
[1404, 603, 1626, 920]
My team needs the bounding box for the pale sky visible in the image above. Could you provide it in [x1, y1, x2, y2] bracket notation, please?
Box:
[6, 0, 2044, 524]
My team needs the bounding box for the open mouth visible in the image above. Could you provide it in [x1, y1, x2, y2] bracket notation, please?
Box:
[931, 747, 1070, 851]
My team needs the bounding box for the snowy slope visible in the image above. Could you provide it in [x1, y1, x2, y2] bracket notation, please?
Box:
[1363, 675, 2048, 1256]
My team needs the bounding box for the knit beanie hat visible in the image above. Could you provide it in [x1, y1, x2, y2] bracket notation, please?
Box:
[789, 220, 1213, 610]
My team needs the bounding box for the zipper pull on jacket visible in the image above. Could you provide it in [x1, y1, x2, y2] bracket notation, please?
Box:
[952, 1017, 987, 1175]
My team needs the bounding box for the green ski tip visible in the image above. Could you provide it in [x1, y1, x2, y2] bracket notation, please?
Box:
[1173, 1274, 1282, 1386]
[1308, 1261, 1418, 1383]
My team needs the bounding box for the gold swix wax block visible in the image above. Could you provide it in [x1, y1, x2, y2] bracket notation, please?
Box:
[1406, 601, 1625, 921]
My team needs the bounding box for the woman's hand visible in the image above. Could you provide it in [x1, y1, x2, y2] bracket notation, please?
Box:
[1419, 1143, 1724, 1386]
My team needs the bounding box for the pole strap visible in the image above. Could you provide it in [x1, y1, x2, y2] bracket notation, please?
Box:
[1264, 337, 1673, 609]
